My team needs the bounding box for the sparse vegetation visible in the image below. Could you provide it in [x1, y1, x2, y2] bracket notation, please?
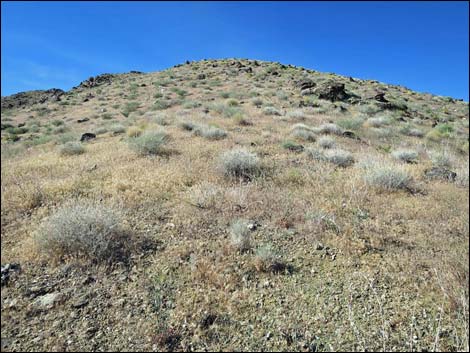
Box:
[219, 148, 262, 179]
[59, 141, 85, 156]
[35, 201, 131, 263]
[128, 130, 169, 155]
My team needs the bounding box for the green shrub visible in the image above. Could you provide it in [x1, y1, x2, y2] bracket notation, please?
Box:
[128, 130, 169, 156]
[59, 142, 85, 156]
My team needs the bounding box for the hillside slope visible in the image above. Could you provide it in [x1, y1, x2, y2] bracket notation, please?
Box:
[1, 59, 469, 351]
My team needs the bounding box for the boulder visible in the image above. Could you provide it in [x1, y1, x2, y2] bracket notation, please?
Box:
[1, 89, 64, 109]
[80, 133, 96, 142]
[313, 81, 350, 102]
[424, 167, 457, 182]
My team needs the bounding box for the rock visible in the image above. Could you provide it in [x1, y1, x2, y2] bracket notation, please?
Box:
[313, 81, 350, 102]
[1, 263, 20, 286]
[130, 70, 143, 74]
[77, 118, 90, 123]
[294, 79, 316, 91]
[71, 295, 89, 309]
[78, 74, 115, 89]
[82, 93, 94, 102]
[247, 221, 260, 231]
[342, 130, 360, 140]
[33, 292, 62, 309]
[80, 133, 96, 142]
[1, 89, 64, 109]
[424, 167, 457, 182]
[197, 73, 206, 80]
[375, 92, 389, 103]
[239, 67, 253, 74]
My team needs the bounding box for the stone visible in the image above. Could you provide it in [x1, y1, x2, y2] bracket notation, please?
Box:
[33, 292, 62, 309]
[424, 167, 457, 182]
[80, 133, 96, 142]
[77, 118, 90, 123]
[313, 81, 350, 102]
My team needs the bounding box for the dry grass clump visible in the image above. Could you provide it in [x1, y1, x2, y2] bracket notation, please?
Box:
[263, 106, 282, 116]
[128, 130, 170, 156]
[285, 109, 305, 120]
[362, 161, 413, 191]
[229, 219, 252, 252]
[127, 126, 143, 137]
[290, 124, 316, 142]
[324, 149, 354, 167]
[366, 116, 391, 128]
[110, 124, 126, 134]
[193, 124, 227, 140]
[317, 136, 335, 149]
[59, 141, 85, 156]
[317, 123, 343, 135]
[218, 148, 262, 180]
[178, 120, 198, 131]
[254, 244, 284, 272]
[35, 201, 131, 263]
[429, 149, 454, 168]
[188, 182, 223, 209]
[391, 149, 419, 163]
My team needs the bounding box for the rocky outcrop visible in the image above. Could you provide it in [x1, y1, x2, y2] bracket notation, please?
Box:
[1, 89, 64, 109]
[313, 81, 350, 102]
[78, 74, 116, 89]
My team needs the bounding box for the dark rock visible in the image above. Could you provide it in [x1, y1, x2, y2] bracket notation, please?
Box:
[130, 70, 143, 74]
[200, 313, 217, 329]
[424, 167, 457, 182]
[342, 130, 360, 140]
[1, 89, 64, 109]
[313, 81, 350, 102]
[197, 73, 206, 80]
[185, 60, 190, 64]
[77, 118, 90, 123]
[239, 67, 253, 73]
[80, 133, 96, 142]
[1, 263, 21, 286]
[374, 92, 389, 103]
[78, 74, 115, 89]
[295, 79, 316, 91]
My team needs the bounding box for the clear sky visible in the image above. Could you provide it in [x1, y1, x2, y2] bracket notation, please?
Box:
[1, 1, 469, 100]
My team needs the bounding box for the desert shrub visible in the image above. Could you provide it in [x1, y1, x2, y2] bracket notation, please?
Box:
[305, 147, 328, 162]
[254, 244, 283, 272]
[358, 102, 382, 115]
[227, 99, 239, 107]
[233, 114, 252, 126]
[182, 100, 201, 109]
[282, 140, 304, 152]
[212, 103, 243, 118]
[128, 130, 169, 156]
[95, 127, 108, 135]
[391, 149, 419, 163]
[337, 117, 363, 131]
[318, 136, 336, 149]
[51, 119, 64, 126]
[56, 133, 77, 144]
[178, 120, 198, 131]
[35, 201, 131, 263]
[122, 102, 140, 116]
[363, 161, 413, 191]
[110, 124, 126, 134]
[59, 142, 85, 156]
[194, 125, 227, 140]
[429, 149, 454, 168]
[317, 123, 343, 135]
[285, 109, 305, 120]
[400, 125, 424, 137]
[188, 182, 222, 209]
[154, 114, 169, 126]
[153, 99, 172, 110]
[127, 126, 143, 137]
[290, 126, 316, 142]
[218, 148, 262, 179]
[263, 106, 282, 116]
[435, 123, 454, 135]
[324, 149, 354, 167]
[252, 98, 263, 107]
[366, 116, 391, 128]
[230, 219, 252, 252]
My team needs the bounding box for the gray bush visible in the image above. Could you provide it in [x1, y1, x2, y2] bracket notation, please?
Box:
[230, 219, 252, 251]
[128, 130, 169, 155]
[219, 148, 262, 179]
[363, 162, 413, 191]
[391, 149, 419, 163]
[59, 142, 85, 156]
[35, 201, 131, 263]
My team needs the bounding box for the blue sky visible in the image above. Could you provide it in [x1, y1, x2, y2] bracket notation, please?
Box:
[2, 1, 469, 100]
